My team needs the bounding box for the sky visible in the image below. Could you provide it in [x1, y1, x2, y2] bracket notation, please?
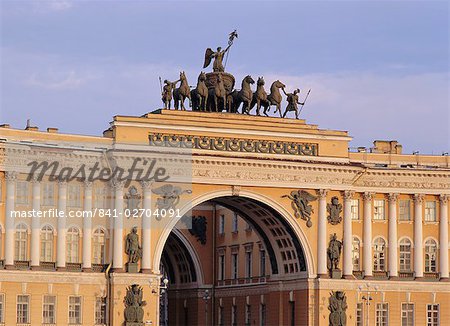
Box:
[0, 0, 449, 154]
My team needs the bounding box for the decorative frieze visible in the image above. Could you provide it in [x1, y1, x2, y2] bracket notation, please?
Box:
[149, 133, 318, 156]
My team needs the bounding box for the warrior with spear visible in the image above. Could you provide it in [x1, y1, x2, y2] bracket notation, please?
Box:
[203, 30, 238, 73]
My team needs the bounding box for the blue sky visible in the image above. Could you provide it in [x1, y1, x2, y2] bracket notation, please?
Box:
[1, 0, 448, 153]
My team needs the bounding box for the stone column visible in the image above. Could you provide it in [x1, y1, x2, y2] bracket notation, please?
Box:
[343, 191, 354, 279]
[363, 192, 374, 278]
[141, 181, 152, 273]
[388, 193, 399, 279]
[112, 180, 124, 272]
[414, 194, 424, 279]
[56, 181, 67, 271]
[82, 182, 93, 271]
[4, 171, 17, 268]
[317, 189, 328, 278]
[30, 178, 41, 269]
[439, 195, 449, 280]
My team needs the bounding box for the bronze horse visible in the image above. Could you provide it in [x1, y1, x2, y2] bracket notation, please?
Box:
[250, 76, 269, 116]
[229, 75, 255, 114]
[212, 73, 227, 112]
[266, 80, 285, 117]
[173, 71, 191, 110]
[190, 72, 208, 111]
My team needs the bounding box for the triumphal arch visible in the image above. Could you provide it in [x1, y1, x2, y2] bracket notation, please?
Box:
[0, 33, 449, 325]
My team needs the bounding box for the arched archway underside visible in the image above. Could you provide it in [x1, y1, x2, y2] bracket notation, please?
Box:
[210, 196, 307, 276]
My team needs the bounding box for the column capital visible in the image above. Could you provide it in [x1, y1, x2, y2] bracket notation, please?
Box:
[58, 179, 67, 187]
[110, 178, 125, 190]
[343, 190, 355, 201]
[316, 189, 328, 199]
[140, 180, 153, 191]
[413, 193, 425, 204]
[388, 193, 399, 203]
[31, 174, 41, 184]
[363, 192, 374, 201]
[5, 171, 17, 181]
[440, 194, 450, 205]
[84, 180, 93, 189]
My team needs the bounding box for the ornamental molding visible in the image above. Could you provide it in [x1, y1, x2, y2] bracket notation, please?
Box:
[149, 133, 318, 156]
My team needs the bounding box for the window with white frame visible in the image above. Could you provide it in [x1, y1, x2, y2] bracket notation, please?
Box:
[95, 297, 107, 325]
[373, 200, 386, 220]
[399, 238, 412, 271]
[245, 304, 251, 326]
[67, 184, 81, 207]
[245, 248, 253, 278]
[66, 227, 80, 263]
[375, 303, 389, 326]
[260, 303, 266, 326]
[351, 199, 360, 220]
[399, 200, 411, 221]
[427, 304, 439, 326]
[16, 295, 30, 324]
[40, 225, 54, 262]
[0, 293, 4, 324]
[352, 237, 361, 271]
[218, 253, 225, 281]
[43, 295, 56, 324]
[356, 302, 363, 326]
[16, 181, 29, 205]
[425, 201, 437, 222]
[68, 296, 82, 324]
[232, 213, 238, 233]
[15, 223, 28, 261]
[231, 252, 238, 279]
[94, 186, 107, 209]
[373, 237, 386, 271]
[401, 303, 414, 326]
[218, 214, 225, 235]
[92, 228, 106, 264]
[42, 183, 55, 206]
[260, 248, 266, 276]
[425, 239, 437, 273]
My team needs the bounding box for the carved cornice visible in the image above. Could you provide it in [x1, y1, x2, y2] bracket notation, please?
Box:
[232, 185, 241, 196]
[149, 133, 318, 156]
[439, 194, 450, 205]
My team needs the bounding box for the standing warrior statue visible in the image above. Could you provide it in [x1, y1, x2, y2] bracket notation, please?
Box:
[203, 30, 238, 72]
[282, 88, 304, 119]
[125, 226, 142, 264]
[161, 78, 180, 109]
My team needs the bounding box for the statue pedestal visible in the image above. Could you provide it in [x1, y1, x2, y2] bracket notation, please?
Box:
[331, 269, 342, 279]
[127, 263, 139, 273]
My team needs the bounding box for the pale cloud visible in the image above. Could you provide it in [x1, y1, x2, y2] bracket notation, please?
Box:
[26, 70, 95, 90]
[32, 0, 73, 13]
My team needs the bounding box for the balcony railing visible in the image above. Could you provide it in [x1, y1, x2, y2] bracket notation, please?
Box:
[352, 270, 364, 279]
[217, 276, 268, 287]
[66, 262, 82, 272]
[398, 271, 415, 279]
[424, 272, 440, 280]
[92, 263, 107, 272]
[14, 260, 30, 270]
[372, 271, 389, 279]
[40, 261, 56, 271]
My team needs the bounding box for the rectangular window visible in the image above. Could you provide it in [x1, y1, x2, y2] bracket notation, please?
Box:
[16, 295, 30, 324]
[401, 303, 414, 326]
[374, 200, 386, 220]
[67, 184, 82, 208]
[16, 181, 29, 205]
[232, 253, 238, 279]
[69, 296, 82, 324]
[376, 303, 389, 326]
[351, 199, 360, 220]
[218, 254, 225, 281]
[232, 305, 237, 326]
[245, 304, 251, 326]
[43, 295, 56, 324]
[260, 249, 266, 276]
[42, 183, 55, 206]
[232, 213, 239, 233]
[356, 303, 363, 326]
[218, 305, 224, 326]
[218, 214, 225, 235]
[245, 251, 252, 278]
[95, 297, 107, 325]
[427, 304, 439, 326]
[425, 201, 437, 222]
[94, 186, 107, 209]
[0, 294, 4, 323]
[260, 303, 266, 326]
[399, 200, 411, 221]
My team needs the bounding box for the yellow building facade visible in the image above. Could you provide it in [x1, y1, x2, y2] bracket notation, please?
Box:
[0, 110, 449, 325]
